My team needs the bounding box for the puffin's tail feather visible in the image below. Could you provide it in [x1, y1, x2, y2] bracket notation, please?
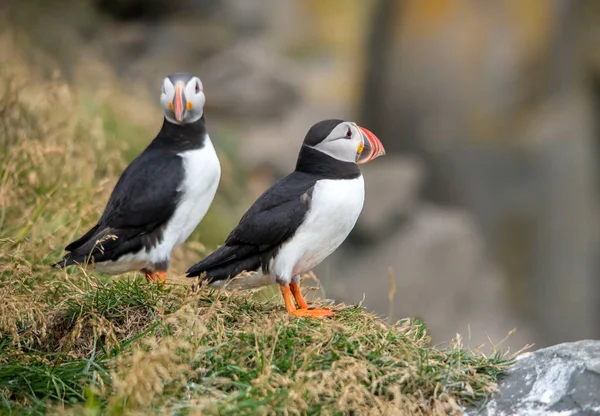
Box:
[199, 255, 262, 283]
[52, 224, 102, 269]
[64, 224, 100, 252]
[52, 226, 145, 270]
[186, 244, 261, 283]
[52, 254, 86, 269]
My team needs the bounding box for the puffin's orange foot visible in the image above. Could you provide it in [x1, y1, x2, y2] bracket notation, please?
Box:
[144, 270, 167, 284]
[281, 284, 335, 318]
[289, 307, 336, 319]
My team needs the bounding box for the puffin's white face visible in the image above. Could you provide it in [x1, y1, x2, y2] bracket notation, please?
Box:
[311, 121, 385, 164]
[160, 74, 206, 125]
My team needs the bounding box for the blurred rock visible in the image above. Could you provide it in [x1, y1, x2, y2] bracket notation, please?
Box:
[235, 104, 350, 178]
[93, 0, 189, 21]
[471, 340, 600, 416]
[87, 1, 301, 122]
[353, 156, 423, 237]
[322, 204, 535, 349]
[199, 42, 300, 120]
[98, 19, 230, 82]
[92, 0, 226, 21]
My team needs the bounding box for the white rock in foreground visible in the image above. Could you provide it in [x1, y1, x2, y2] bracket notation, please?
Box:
[471, 340, 600, 416]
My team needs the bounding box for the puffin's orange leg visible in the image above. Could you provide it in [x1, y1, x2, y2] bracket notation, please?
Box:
[145, 270, 167, 284]
[290, 282, 309, 309]
[290, 281, 338, 311]
[155, 271, 167, 283]
[280, 285, 334, 318]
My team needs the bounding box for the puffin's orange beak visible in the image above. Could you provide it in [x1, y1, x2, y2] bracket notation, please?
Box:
[173, 82, 185, 123]
[356, 126, 385, 164]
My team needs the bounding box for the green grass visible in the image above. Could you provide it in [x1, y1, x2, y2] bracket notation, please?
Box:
[0, 29, 512, 415]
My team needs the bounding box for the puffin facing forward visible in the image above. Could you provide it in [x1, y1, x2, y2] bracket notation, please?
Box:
[186, 119, 384, 317]
[53, 73, 221, 283]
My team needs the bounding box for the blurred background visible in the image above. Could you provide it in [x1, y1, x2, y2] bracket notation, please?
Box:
[2, 0, 600, 350]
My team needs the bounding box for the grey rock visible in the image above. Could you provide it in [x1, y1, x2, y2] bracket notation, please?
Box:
[235, 104, 350, 175]
[354, 156, 424, 236]
[199, 42, 300, 120]
[472, 340, 600, 416]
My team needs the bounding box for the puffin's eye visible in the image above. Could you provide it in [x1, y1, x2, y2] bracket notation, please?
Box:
[346, 128, 352, 138]
[195, 82, 201, 93]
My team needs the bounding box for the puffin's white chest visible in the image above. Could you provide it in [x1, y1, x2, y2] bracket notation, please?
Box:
[271, 175, 365, 282]
[165, 137, 221, 248]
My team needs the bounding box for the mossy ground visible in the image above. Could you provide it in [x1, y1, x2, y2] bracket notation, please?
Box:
[0, 30, 512, 415]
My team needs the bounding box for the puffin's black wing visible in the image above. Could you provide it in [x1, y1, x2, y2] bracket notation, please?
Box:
[186, 171, 316, 280]
[54, 148, 184, 267]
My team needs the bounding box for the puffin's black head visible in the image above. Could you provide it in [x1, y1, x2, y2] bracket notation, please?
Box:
[303, 119, 385, 164]
[160, 73, 205, 124]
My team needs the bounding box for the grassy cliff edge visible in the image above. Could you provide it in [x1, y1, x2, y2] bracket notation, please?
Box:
[0, 32, 510, 415]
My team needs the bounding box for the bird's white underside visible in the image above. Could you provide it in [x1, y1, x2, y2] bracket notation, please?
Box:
[94, 135, 221, 274]
[211, 175, 365, 289]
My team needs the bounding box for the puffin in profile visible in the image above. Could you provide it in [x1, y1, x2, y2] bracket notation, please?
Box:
[186, 119, 385, 317]
[53, 73, 221, 283]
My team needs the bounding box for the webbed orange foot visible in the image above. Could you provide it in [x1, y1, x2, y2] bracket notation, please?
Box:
[281, 284, 335, 319]
[290, 307, 336, 318]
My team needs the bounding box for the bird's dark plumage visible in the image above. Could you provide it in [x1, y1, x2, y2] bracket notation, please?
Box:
[53, 117, 207, 269]
[302, 119, 344, 146]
